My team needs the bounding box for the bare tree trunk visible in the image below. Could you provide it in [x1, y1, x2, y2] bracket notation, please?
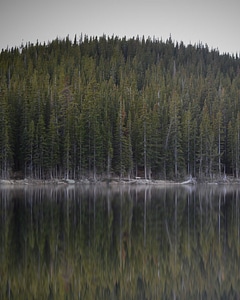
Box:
[144, 121, 147, 179]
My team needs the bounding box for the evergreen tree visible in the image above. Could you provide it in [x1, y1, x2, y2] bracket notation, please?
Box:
[81, 79, 103, 179]
[1, 36, 240, 180]
[0, 80, 12, 178]
[48, 110, 60, 178]
[34, 114, 47, 178]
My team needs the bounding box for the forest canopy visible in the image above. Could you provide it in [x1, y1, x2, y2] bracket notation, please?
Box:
[0, 35, 240, 180]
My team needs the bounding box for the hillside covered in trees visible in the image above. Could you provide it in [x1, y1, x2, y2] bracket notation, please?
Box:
[1, 35, 240, 180]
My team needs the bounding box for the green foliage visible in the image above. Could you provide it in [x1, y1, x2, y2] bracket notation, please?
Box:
[0, 80, 12, 177]
[0, 35, 240, 179]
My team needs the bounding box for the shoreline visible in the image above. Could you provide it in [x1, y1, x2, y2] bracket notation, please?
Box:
[0, 178, 177, 186]
[1, 177, 240, 186]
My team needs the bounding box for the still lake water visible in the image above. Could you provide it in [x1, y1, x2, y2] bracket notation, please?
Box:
[0, 184, 240, 299]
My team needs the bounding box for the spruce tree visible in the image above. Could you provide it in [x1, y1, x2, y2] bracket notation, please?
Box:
[0, 80, 12, 178]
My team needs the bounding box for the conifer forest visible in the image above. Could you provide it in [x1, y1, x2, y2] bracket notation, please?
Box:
[1, 35, 240, 180]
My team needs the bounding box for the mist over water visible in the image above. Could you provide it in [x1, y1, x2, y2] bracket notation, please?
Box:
[0, 184, 240, 299]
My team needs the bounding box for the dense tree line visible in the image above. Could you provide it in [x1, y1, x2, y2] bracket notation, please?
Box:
[0, 35, 240, 180]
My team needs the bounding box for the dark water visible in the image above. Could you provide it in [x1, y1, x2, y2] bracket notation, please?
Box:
[0, 184, 240, 299]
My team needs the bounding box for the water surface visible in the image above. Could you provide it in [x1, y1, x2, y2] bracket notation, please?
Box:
[0, 184, 240, 299]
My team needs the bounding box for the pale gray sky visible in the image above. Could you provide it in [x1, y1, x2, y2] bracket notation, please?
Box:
[1, 0, 240, 54]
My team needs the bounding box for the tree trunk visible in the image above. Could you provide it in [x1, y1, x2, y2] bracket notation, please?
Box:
[144, 121, 147, 179]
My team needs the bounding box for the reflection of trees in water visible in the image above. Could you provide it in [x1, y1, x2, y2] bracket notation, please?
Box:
[0, 185, 240, 298]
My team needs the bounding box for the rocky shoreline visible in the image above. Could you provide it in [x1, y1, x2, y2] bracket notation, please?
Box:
[1, 176, 240, 186]
[0, 178, 177, 186]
